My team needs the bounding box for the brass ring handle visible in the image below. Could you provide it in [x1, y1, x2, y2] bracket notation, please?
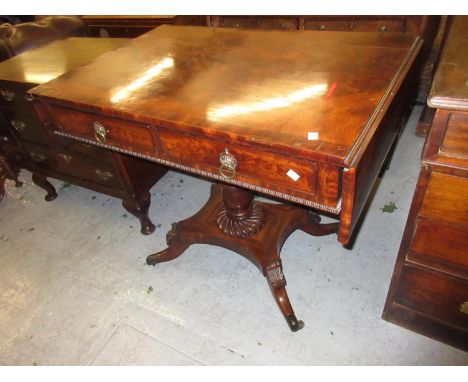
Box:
[95, 168, 114, 181]
[58, 153, 73, 164]
[379, 25, 387, 32]
[25, 93, 34, 101]
[11, 119, 26, 133]
[219, 148, 237, 179]
[1, 89, 14, 101]
[93, 121, 108, 143]
[319, 24, 325, 31]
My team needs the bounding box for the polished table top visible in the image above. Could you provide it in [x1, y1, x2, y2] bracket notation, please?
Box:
[33, 26, 420, 167]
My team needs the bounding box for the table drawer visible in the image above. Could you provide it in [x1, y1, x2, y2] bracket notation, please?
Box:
[408, 217, 468, 277]
[24, 142, 125, 190]
[157, 128, 317, 198]
[49, 104, 156, 157]
[393, 266, 468, 330]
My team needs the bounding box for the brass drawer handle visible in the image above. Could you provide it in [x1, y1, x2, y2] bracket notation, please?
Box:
[379, 25, 387, 32]
[1, 89, 14, 101]
[93, 121, 108, 143]
[281, 23, 288, 30]
[81, 143, 93, 148]
[460, 302, 468, 315]
[219, 148, 237, 179]
[58, 153, 73, 164]
[25, 93, 34, 101]
[11, 119, 26, 133]
[29, 151, 47, 162]
[319, 24, 325, 31]
[95, 168, 114, 181]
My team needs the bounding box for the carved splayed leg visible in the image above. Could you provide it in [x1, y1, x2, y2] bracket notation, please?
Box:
[264, 260, 304, 332]
[300, 210, 339, 237]
[146, 222, 189, 265]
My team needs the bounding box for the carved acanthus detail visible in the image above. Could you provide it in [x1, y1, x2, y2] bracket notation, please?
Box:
[265, 261, 287, 288]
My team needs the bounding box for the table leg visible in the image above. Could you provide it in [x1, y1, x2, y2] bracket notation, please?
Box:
[32, 172, 57, 201]
[122, 191, 156, 235]
[147, 183, 338, 331]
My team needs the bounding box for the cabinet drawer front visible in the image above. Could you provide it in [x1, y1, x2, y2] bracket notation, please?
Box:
[409, 217, 468, 277]
[262, 17, 299, 30]
[394, 266, 468, 330]
[2, 108, 50, 145]
[0, 87, 35, 112]
[221, 17, 261, 29]
[88, 25, 155, 38]
[158, 128, 317, 198]
[303, 18, 405, 32]
[56, 136, 114, 165]
[303, 19, 355, 31]
[352, 20, 406, 32]
[24, 143, 125, 190]
[50, 105, 156, 157]
[420, 172, 468, 226]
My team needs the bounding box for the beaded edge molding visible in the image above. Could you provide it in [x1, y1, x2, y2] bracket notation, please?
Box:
[54, 130, 342, 215]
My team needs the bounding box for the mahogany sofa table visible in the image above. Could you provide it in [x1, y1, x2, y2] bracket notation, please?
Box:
[31, 26, 422, 331]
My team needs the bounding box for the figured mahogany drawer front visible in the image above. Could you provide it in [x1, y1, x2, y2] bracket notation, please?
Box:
[408, 217, 468, 277]
[157, 129, 317, 198]
[393, 266, 468, 331]
[420, 172, 468, 227]
[49, 105, 156, 157]
[24, 142, 125, 190]
[1, 107, 50, 146]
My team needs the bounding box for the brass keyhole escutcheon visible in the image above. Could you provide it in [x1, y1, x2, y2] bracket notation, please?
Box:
[219, 148, 237, 179]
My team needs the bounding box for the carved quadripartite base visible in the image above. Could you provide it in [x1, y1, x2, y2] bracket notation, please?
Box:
[146, 183, 338, 332]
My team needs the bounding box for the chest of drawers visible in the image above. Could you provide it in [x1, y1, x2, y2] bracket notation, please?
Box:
[0, 38, 168, 234]
[383, 16, 468, 351]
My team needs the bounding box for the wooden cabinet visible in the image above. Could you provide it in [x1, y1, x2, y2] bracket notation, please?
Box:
[0, 38, 168, 234]
[383, 17, 468, 351]
[81, 16, 207, 38]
